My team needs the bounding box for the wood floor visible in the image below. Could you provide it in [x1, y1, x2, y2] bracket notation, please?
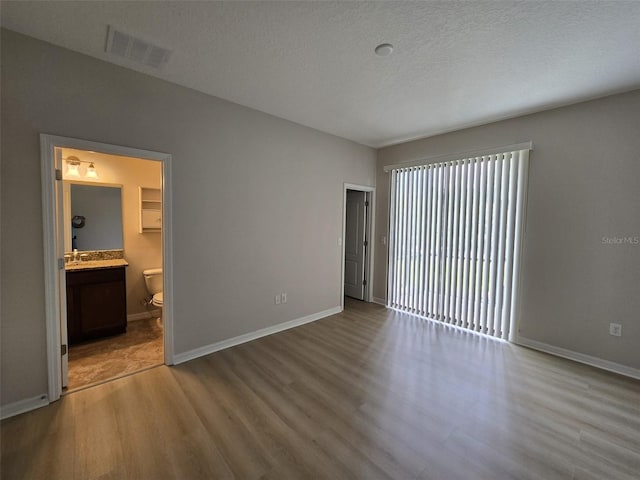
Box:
[2, 299, 639, 479]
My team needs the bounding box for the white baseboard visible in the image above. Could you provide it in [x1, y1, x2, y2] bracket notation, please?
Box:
[127, 310, 161, 322]
[174, 306, 342, 365]
[372, 296, 386, 306]
[516, 337, 640, 380]
[1, 394, 49, 420]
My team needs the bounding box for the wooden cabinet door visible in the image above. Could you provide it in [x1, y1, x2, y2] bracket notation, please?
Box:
[78, 280, 127, 339]
[66, 267, 127, 344]
[66, 281, 81, 344]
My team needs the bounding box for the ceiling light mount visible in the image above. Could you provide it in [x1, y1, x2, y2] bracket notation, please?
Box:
[375, 43, 394, 57]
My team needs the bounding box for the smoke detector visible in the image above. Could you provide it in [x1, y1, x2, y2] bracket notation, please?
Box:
[375, 43, 394, 57]
[105, 26, 172, 69]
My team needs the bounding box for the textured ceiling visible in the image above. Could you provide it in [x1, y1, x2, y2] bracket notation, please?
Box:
[2, 1, 640, 147]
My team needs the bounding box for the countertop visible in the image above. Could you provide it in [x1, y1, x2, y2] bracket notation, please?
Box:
[65, 258, 129, 271]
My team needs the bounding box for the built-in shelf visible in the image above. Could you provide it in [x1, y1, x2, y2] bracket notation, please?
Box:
[139, 187, 162, 233]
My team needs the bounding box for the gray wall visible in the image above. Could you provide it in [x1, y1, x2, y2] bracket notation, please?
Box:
[374, 90, 640, 370]
[0, 29, 376, 406]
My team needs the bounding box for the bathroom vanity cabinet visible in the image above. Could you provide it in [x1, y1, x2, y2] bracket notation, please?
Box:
[66, 265, 127, 345]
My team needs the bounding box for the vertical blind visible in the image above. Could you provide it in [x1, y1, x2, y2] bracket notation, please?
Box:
[386, 146, 530, 340]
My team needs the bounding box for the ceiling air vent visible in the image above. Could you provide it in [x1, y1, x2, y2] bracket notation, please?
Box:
[105, 26, 172, 69]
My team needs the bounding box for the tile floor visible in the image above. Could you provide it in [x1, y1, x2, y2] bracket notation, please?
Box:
[66, 317, 163, 392]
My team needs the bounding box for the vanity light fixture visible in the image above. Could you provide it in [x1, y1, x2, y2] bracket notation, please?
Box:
[65, 156, 99, 179]
[66, 159, 81, 178]
[86, 162, 99, 179]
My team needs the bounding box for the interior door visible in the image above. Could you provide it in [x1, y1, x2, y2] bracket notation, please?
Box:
[344, 190, 367, 300]
[55, 147, 69, 387]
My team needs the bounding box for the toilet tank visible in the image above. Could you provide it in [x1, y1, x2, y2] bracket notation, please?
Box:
[143, 268, 163, 295]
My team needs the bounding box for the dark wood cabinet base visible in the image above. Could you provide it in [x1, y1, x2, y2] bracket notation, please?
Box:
[66, 266, 127, 345]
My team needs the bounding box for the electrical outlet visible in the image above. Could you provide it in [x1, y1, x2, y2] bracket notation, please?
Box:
[275, 294, 281, 305]
[609, 323, 622, 337]
[281, 293, 287, 304]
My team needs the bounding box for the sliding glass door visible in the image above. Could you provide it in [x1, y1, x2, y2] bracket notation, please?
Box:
[387, 147, 530, 340]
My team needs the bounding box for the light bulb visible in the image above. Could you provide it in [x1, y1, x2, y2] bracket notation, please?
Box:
[66, 162, 80, 178]
[86, 162, 99, 179]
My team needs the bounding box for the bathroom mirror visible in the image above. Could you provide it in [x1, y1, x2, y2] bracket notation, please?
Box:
[64, 182, 124, 251]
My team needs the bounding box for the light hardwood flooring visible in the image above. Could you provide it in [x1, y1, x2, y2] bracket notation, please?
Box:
[2, 299, 639, 479]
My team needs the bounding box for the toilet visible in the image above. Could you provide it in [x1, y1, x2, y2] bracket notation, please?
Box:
[143, 268, 163, 322]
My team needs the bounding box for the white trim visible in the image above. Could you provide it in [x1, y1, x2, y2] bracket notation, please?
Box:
[517, 337, 640, 380]
[1, 394, 49, 420]
[127, 310, 161, 322]
[174, 306, 342, 364]
[341, 183, 376, 309]
[372, 296, 387, 306]
[383, 141, 533, 172]
[40, 135, 62, 403]
[40, 134, 174, 404]
[161, 151, 175, 365]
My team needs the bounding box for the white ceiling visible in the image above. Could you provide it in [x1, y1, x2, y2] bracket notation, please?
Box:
[3, 1, 640, 147]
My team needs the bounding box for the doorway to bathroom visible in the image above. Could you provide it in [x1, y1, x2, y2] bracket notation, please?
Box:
[341, 183, 375, 307]
[41, 135, 174, 401]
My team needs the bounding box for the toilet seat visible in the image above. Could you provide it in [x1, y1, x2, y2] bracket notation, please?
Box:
[152, 292, 163, 307]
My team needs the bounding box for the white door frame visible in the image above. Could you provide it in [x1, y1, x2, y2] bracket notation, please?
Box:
[341, 183, 375, 309]
[40, 134, 174, 403]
